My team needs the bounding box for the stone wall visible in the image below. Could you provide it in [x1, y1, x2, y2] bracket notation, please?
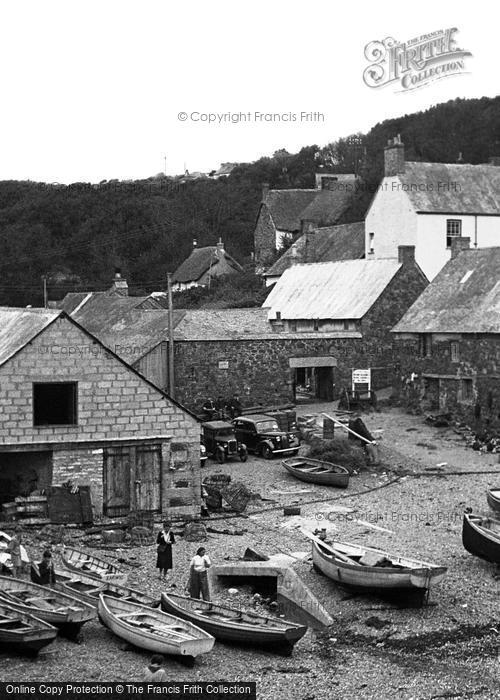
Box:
[393, 334, 500, 431]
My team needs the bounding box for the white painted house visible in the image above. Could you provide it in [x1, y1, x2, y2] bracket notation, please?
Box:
[365, 136, 500, 280]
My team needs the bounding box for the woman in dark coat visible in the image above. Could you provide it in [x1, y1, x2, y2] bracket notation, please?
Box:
[156, 521, 175, 581]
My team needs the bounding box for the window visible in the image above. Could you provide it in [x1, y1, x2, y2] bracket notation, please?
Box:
[446, 219, 462, 248]
[289, 320, 297, 332]
[313, 319, 319, 331]
[368, 232, 374, 254]
[419, 334, 432, 358]
[460, 378, 473, 402]
[450, 341, 460, 363]
[33, 382, 78, 426]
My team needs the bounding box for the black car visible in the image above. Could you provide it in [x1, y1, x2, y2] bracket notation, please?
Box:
[201, 421, 248, 463]
[232, 414, 300, 459]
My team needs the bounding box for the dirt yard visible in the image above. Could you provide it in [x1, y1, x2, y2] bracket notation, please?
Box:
[1, 404, 499, 700]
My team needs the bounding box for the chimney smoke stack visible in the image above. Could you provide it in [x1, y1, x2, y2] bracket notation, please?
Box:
[384, 135, 405, 177]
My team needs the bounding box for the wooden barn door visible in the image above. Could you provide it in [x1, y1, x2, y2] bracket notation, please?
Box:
[103, 447, 131, 517]
[134, 444, 161, 512]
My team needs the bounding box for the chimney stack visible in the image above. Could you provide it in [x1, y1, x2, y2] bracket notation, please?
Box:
[450, 237, 471, 259]
[398, 245, 415, 266]
[384, 134, 405, 177]
[193, 238, 198, 249]
[216, 238, 224, 255]
[262, 182, 270, 202]
[301, 220, 315, 264]
[111, 267, 128, 296]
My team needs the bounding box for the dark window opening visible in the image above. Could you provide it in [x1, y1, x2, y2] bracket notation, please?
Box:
[33, 382, 78, 426]
[289, 320, 297, 332]
[461, 378, 473, 402]
[313, 319, 319, 331]
[419, 334, 432, 358]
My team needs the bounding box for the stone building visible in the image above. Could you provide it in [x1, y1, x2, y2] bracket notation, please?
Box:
[254, 174, 357, 271]
[391, 240, 500, 431]
[172, 239, 243, 291]
[366, 135, 500, 280]
[0, 307, 200, 519]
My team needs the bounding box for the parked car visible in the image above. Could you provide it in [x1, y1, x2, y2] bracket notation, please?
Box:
[233, 414, 300, 459]
[201, 421, 248, 464]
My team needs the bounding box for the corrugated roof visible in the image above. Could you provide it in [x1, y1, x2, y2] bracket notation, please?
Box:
[263, 259, 402, 320]
[0, 307, 62, 367]
[392, 247, 500, 333]
[172, 247, 243, 283]
[265, 222, 365, 277]
[397, 162, 500, 214]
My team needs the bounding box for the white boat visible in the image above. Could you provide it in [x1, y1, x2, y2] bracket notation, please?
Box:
[98, 594, 215, 659]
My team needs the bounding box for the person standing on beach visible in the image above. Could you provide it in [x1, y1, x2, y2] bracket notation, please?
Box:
[7, 527, 24, 577]
[156, 521, 175, 582]
[189, 547, 211, 601]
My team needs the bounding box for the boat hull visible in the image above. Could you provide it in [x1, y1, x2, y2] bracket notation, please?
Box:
[0, 575, 95, 639]
[160, 593, 306, 652]
[312, 541, 447, 592]
[462, 513, 500, 564]
[98, 595, 215, 659]
[486, 489, 500, 514]
[282, 458, 350, 487]
[61, 547, 127, 584]
[53, 571, 158, 609]
[0, 601, 57, 656]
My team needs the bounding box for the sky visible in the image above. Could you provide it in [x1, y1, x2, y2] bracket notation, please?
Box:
[0, 0, 495, 183]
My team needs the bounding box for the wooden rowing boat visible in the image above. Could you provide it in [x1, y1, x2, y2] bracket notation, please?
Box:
[486, 488, 500, 514]
[98, 595, 215, 660]
[160, 592, 307, 654]
[462, 512, 500, 564]
[52, 569, 159, 608]
[0, 599, 57, 656]
[61, 547, 127, 584]
[0, 575, 95, 639]
[282, 457, 350, 487]
[311, 540, 447, 592]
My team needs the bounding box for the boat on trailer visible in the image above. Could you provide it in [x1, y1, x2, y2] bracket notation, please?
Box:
[61, 547, 127, 584]
[282, 457, 350, 487]
[462, 512, 500, 564]
[0, 575, 95, 639]
[52, 568, 158, 608]
[486, 488, 500, 514]
[311, 540, 447, 592]
[160, 592, 307, 654]
[98, 594, 215, 661]
[0, 599, 57, 656]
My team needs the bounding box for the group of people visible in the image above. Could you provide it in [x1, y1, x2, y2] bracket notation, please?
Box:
[202, 393, 242, 421]
[5, 526, 56, 585]
[156, 520, 212, 601]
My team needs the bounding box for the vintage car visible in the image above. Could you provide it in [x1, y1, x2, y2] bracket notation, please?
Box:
[233, 414, 300, 459]
[201, 421, 248, 463]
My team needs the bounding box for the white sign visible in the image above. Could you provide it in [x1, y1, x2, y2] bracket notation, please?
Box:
[218, 360, 229, 369]
[352, 369, 371, 390]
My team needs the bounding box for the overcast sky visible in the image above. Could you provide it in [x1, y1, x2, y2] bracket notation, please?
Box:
[0, 0, 493, 183]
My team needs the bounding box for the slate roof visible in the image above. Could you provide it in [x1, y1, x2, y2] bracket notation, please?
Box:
[263, 259, 402, 320]
[173, 308, 358, 340]
[395, 162, 500, 214]
[0, 307, 62, 367]
[392, 247, 500, 334]
[264, 222, 365, 277]
[172, 246, 243, 283]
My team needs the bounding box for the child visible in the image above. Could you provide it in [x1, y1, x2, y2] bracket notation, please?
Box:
[143, 654, 168, 681]
[38, 550, 56, 585]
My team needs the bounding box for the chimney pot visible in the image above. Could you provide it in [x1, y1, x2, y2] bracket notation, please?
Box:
[450, 237, 471, 259]
[384, 136, 405, 177]
[262, 182, 270, 202]
[398, 245, 415, 265]
[111, 269, 128, 296]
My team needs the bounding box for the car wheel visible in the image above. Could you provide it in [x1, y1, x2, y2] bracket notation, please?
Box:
[261, 444, 273, 460]
[239, 449, 248, 463]
[216, 450, 226, 464]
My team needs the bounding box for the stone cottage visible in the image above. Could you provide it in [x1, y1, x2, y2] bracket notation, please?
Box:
[391, 240, 500, 431]
[0, 307, 200, 519]
[365, 135, 500, 280]
[254, 174, 358, 271]
[172, 239, 243, 292]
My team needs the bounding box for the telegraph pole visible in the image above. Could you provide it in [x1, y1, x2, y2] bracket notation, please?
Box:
[42, 275, 48, 308]
[167, 273, 175, 398]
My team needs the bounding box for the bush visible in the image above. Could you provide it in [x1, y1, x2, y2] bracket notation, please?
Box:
[306, 438, 366, 473]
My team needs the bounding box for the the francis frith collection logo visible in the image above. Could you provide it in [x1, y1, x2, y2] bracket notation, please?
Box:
[363, 28, 472, 92]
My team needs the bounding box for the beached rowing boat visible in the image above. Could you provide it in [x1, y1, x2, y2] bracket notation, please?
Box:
[462, 512, 500, 564]
[282, 457, 350, 487]
[0, 598, 57, 656]
[52, 569, 158, 608]
[61, 547, 127, 584]
[160, 592, 307, 654]
[98, 595, 215, 660]
[486, 488, 500, 514]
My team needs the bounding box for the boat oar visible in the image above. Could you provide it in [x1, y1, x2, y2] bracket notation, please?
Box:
[300, 529, 362, 566]
[321, 412, 376, 445]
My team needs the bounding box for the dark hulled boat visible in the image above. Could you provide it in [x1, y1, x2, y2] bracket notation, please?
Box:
[282, 457, 350, 487]
[462, 512, 500, 564]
